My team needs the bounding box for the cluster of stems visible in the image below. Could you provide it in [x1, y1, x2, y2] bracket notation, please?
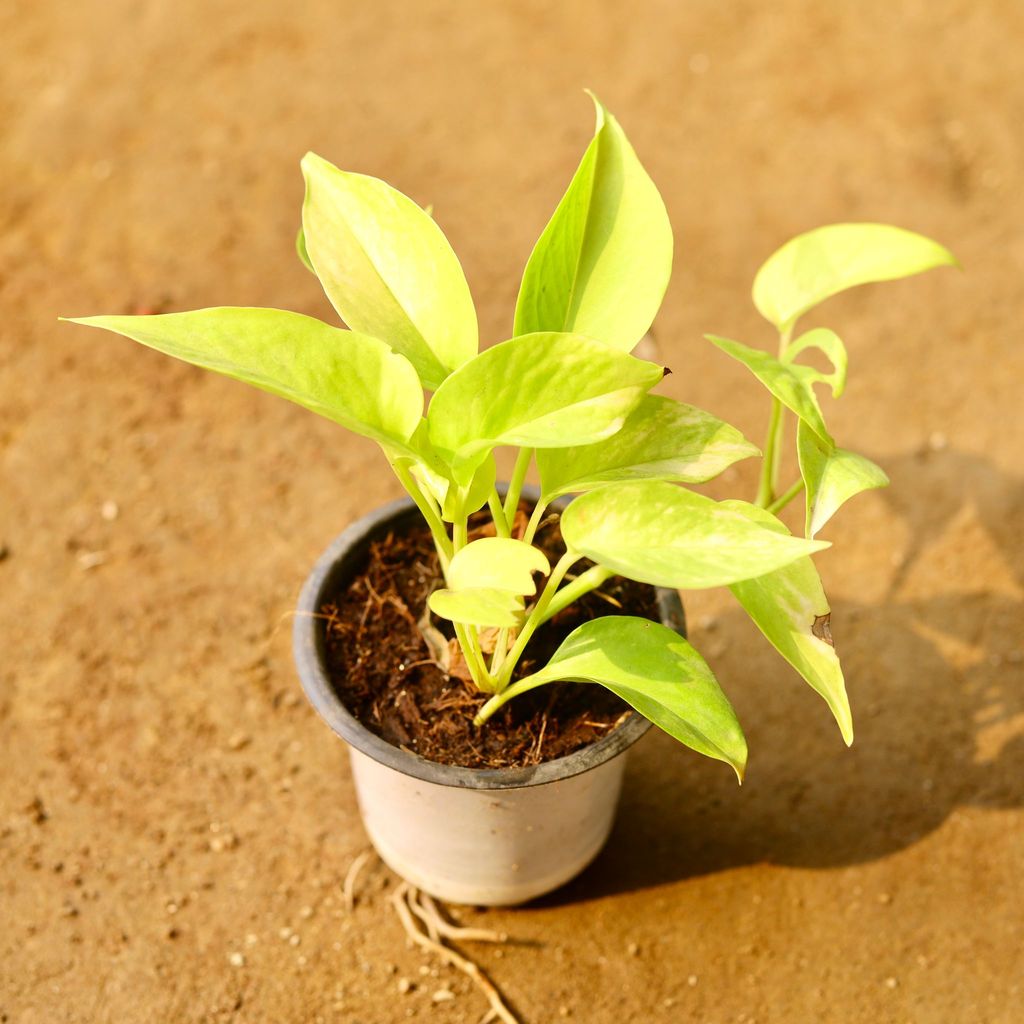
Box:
[394, 339, 807, 728]
[390, 447, 613, 726]
[754, 326, 805, 514]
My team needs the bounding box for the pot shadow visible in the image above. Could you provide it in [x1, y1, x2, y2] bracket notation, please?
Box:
[537, 448, 1024, 905]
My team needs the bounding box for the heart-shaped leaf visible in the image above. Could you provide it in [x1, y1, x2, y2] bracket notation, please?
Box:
[797, 422, 889, 538]
[706, 333, 842, 444]
[63, 307, 423, 447]
[513, 92, 673, 352]
[428, 588, 525, 628]
[528, 616, 747, 780]
[723, 501, 852, 744]
[301, 152, 478, 389]
[427, 332, 663, 482]
[447, 538, 550, 594]
[753, 222, 957, 332]
[537, 395, 759, 500]
[560, 480, 828, 589]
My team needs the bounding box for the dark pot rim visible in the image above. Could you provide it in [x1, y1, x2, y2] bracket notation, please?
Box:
[292, 489, 686, 791]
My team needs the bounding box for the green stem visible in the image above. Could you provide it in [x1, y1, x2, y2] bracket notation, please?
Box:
[494, 550, 580, 691]
[502, 448, 533, 526]
[754, 326, 794, 508]
[489, 627, 511, 676]
[453, 518, 468, 552]
[454, 622, 497, 692]
[523, 498, 548, 545]
[391, 460, 453, 571]
[487, 489, 511, 538]
[767, 478, 805, 515]
[755, 398, 783, 507]
[474, 670, 552, 726]
[540, 565, 615, 624]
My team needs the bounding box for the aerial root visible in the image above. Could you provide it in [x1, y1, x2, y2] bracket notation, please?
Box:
[389, 882, 520, 1024]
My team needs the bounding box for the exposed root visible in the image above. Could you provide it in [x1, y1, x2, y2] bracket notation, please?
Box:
[419, 891, 508, 943]
[390, 882, 520, 1024]
[342, 849, 374, 912]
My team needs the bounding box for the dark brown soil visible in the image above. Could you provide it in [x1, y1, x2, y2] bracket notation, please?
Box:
[320, 508, 660, 769]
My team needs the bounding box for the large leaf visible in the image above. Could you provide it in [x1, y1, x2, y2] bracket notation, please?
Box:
[537, 394, 758, 500]
[706, 332, 844, 444]
[63, 307, 422, 447]
[513, 93, 673, 352]
[724, 502, 852, 745]
[753, 222, 957, 332]
[301, 152, 477, 389]
[797, 422, 889, 538]
[527, 616, 747, 780]
[427, 332, 663, 482]
[428, 587, 524, 628]
[447, 538, 550, 594]
[560, 480, 828, 589]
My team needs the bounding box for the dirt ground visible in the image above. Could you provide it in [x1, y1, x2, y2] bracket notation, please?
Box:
[2, 0, 1023, 1021]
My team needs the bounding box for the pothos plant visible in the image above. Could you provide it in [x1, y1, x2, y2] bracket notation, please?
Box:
[64, 94, 955, 782]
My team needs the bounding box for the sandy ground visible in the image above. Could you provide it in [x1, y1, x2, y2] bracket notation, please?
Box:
[2, 0, 1023, 1021]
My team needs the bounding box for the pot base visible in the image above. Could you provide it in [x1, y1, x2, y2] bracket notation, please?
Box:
[349, 746, 630, 906]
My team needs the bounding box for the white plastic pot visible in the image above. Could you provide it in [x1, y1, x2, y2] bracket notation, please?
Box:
[293, 494, 685, 906]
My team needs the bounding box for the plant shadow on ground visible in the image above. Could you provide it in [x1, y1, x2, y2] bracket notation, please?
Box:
[539, 447, 1024, 904]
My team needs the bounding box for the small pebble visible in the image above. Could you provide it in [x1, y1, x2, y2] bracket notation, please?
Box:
[418, 965, 431, 977]
[289, 934, 301, 946]
[687, 974, 699, 987]
[166, 902, 179, 915]
[228, 952, 245, 968]
[627, 942, 640, 956]
[101, 500, 119, 521]
[245, 933, 259, 945]
[431, 989, 454, 1003]
[884, 977, 899, 989]
[397, 978, 413, 995]
[77, 551, 106, 570]
[227, 732, 251, 751]
[300, 905, 314, 919]
[279, 927, 293, 940]
[878, 893, 892, 905]
[928, 431, 948, 452]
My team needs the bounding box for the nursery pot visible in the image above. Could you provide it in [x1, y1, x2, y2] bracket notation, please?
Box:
[293, 493, 686, 906]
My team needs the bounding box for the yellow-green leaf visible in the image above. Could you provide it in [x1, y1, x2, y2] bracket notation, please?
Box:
[797, 422, 889, 538]
[724, 501, 852, 745]
[560, 481, 828, 589]
[447, 538, 550, 595]
[63, 308, 423, 448]
[513, 93, 672, 352]
[301, 152, 477, 389]
[537, 394, 758, 500]
[753, 223, 957, 332]
[528, 616, 747, 780]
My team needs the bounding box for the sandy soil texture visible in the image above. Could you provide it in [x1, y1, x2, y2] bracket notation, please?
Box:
[2, 1, 1022, 1021]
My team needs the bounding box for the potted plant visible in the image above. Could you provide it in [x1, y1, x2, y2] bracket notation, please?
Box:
[63, 94, 955, 906]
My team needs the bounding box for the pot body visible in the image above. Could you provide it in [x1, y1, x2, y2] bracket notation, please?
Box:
[293, 493, 686, 905]
[348, 745, 627, 905]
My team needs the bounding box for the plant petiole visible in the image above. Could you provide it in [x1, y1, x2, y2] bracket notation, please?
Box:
[502, 448, 533, 528]
[766, 478, 805, 515]
[493, 549, 580, 691]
